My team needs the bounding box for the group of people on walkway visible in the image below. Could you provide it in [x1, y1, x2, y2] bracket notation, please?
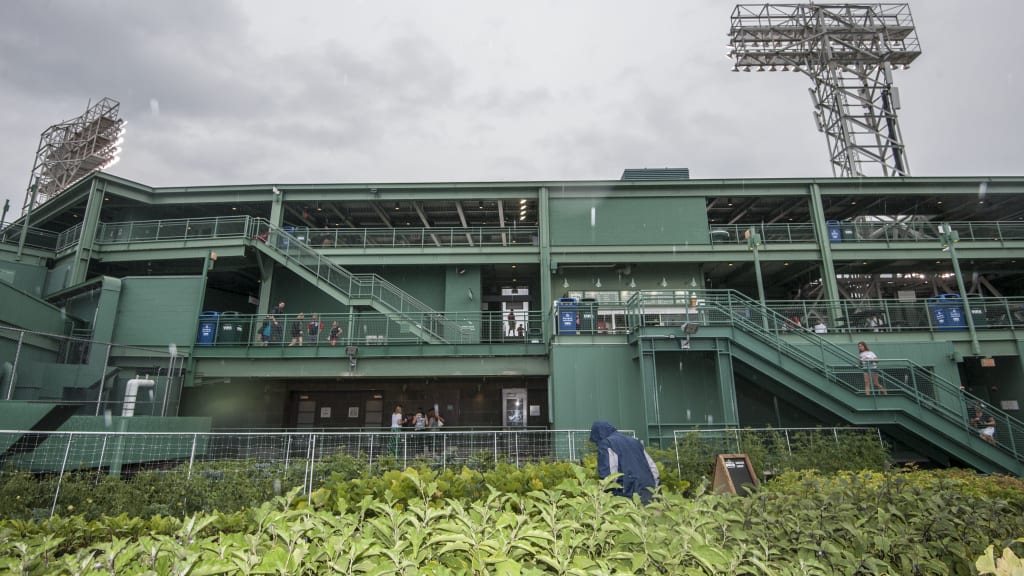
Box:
[258, 301, 343, 347]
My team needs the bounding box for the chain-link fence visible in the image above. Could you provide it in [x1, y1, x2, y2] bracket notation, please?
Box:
[0, 426, 881, 519]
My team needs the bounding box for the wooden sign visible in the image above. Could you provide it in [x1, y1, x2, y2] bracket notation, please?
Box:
[712, 453, 759, 496]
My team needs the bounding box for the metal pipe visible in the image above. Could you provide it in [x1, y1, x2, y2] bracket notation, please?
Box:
[6, 330, 24, 400]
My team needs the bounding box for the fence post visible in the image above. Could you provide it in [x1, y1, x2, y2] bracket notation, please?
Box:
[368, 433, 375, 467]
[442, 433, 448, 472]
[514, 433, 520, 468]
[187, 434, 198, 479]
[493, 433, 499, 466]
[307, 434, 318, 506]
[49, 433, 74, 518]
[284, 435, 292, 471]
[96, 435, 108, 484]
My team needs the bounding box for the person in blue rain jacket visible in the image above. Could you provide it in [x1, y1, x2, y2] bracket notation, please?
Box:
[589, 420, 660, 503]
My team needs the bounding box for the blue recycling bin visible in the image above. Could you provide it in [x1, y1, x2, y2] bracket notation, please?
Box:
[279, 226, 295, 249]
[197, 311, 220, 345]
[557, 298, 578, 335]
[927, 294, 966, 331]
[826, 220, 842, 242]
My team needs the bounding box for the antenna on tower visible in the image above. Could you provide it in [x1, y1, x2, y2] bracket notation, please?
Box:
[728, 4, 921, 177]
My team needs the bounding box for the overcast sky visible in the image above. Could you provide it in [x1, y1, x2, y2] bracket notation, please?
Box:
[0, 0, 1020, 219]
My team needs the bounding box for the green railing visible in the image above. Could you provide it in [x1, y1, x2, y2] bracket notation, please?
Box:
[708, 220, 1024, 245]
[626, 290, 1024, 466]
[56, 222, 83, 251]
[197, 310, 544, 347]
[295, 226, 539, 249]
[826, 220, 1024, 243]
[709, 223, 815, 244]
[36, 217, 1024, 253]
[764, 297, 1024, 333]
[95, 216, 251, 244]
[0, 223, 60, 251]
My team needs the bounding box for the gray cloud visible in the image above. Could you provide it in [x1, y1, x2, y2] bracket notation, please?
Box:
[0, 0, 1020, 222]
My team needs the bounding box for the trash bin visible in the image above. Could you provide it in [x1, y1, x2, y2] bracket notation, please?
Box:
[841, 223, 857, 241]
[826, 220, 842, 243]
[579, 298, 597, 333]
[197, 311, 220, 345]
[557, 298, 578, 335]
[967, 300, 988, 328]
[218, 311, 241, 343]
[927, 294, 966, 331]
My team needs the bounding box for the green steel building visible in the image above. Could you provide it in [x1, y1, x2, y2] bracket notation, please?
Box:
[2, 170, 1024, 474]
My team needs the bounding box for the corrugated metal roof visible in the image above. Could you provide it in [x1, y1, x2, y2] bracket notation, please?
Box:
[620, 168, 690, 181]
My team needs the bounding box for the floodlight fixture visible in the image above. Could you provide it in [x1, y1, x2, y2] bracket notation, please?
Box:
[728, 4, 921, 177]
[680, 323, 699, 350]
[22, 97, 127, 214]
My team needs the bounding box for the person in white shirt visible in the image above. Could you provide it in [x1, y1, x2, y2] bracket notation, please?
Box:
[857, 342, 886, 396]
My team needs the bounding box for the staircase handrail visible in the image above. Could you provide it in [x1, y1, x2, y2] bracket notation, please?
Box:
[628, 289, 1024, 463]
[247, 218, 457, 341]
[711, 290, 1024, 462]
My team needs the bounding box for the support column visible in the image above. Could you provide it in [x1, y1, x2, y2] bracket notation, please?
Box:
[715, 340, 740, 426]
[538, 186, 552, 340]
[637, 337, 661, 445]
[259, 188, 285, 314]
[809, 184, 843, 329]
[69, 180, 105, 286]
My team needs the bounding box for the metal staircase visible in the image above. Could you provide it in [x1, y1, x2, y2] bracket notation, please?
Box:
[632, 291, 1024, 475]
[247, 219, 458, 344]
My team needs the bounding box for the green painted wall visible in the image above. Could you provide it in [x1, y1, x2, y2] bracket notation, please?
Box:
[181, 379, 287, 429]
[0, 259, 47, 297]
[0, 281, 65, 333]
[548, 197, 708, 246]
[267, 267, 351, 315]
[550, 340, 645, 435]
[44, 259, 74, 295]
[554, 266, 704, 297]
[1, 342, 58, 400]
[651, 350, 723, 426]
[444, 265, 481, 343]
[112, 277, 204, 346]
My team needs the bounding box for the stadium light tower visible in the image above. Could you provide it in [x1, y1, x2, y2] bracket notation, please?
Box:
[17, 98, 126, 258]
[728, 4, 921, 178]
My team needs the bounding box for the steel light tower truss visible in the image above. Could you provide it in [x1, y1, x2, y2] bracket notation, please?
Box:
[729, 4, 921, 177]
[23, 97, 126, 213]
